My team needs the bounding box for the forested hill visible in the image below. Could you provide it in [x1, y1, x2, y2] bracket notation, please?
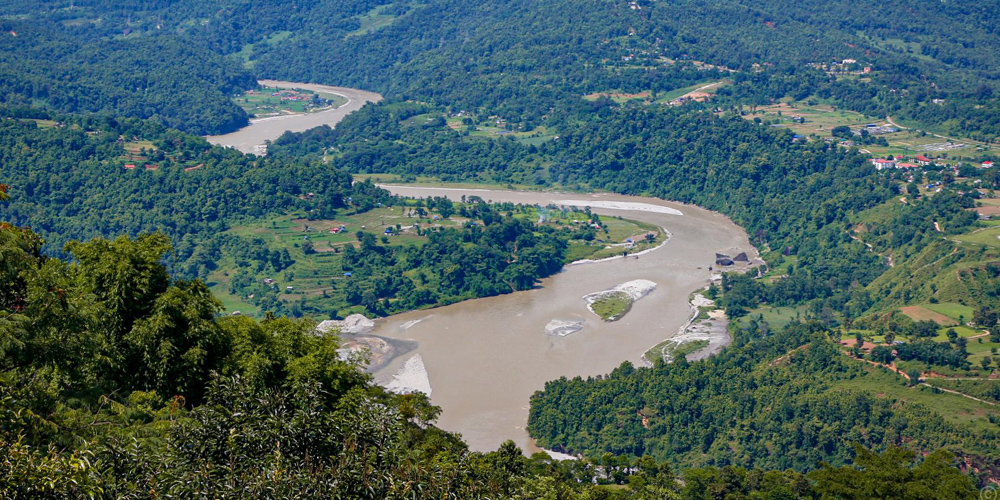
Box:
[0, 19, 254, 135]
[7, 0, 1000, 137]
[0, 113, 391, 272]
[0, 217, 982, 497]
[528, 321, 1000, 472]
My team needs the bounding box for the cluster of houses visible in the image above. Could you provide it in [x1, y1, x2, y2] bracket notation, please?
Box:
[871, 156, 995, 171]
[856, 123, 899, 135]
[245, 88, 317, 102]
[807, 58, 872, 75]
[870, 155, 940, 170]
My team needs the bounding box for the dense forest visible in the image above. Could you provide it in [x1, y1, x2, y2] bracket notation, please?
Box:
[6, 0, 1000, 138]
[0, 112, 391, 275]
[5, 0, 1000, 494]
[0, 20, 254, 135]
[528, 319, 999, 472]
[333, 207, 567, 314]
[0, 213, 982, 498]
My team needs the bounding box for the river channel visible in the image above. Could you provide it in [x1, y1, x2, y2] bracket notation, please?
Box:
[206, 80, 383, 154]
[373, 186, 754, 454]
[204, 83, 754, 454]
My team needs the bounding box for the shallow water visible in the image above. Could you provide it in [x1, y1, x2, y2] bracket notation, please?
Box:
[372, 186, 755, 453]
[205, 80, 382, 154]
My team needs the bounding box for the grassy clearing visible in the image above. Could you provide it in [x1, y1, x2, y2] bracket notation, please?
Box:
[860, 325, 981, 344]
[570, 218, 664, 262]
[834, 360, 1000, 432]
[583, 91, 651, 103]
[347, 4, 399, 38]
[924, 378, 1000, 404]
[955, 225, 1000, 248]
[739, 304, 811, 330]
[233, 31, 292, 66]
[588, 292, 633, 321]
[760, 254, 797, 283]
[923, 302, 975, 322]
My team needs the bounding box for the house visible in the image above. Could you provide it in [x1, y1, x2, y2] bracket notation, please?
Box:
[123, 164, 136, 170]
[285, 286, 294, 292]
[915, 156, 932, 166]
[871, 158, 896, 170]
[897, 162, 919, 169]
[983, 161, 995, 169]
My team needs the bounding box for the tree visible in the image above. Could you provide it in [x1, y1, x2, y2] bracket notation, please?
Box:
[946, 329, 958, 342]
[831, 125, 852, 139]
[810, 446, 976, 500]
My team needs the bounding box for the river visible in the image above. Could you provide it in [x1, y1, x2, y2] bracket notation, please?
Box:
[202, 82, 754, 454]
[373, 186, 755, 454]
[205, 80, 383, 154]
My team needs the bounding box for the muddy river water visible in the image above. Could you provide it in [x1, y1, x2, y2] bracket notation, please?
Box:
[373, 186, 754, 454]
[206, 80, 382, 154]
[204, 83, 754, 453]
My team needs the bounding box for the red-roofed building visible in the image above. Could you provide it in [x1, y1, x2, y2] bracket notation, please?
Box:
[123, 164, 136, 170]
[897, 162, 919, 169]
[915, 156, 932, 166]
[983, 161, 995, 169]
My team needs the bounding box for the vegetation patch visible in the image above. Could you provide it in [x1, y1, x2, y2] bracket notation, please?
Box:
[644, 339, 710, 364]
[235, 86, 346, 118]
[587, 291, 634, 321]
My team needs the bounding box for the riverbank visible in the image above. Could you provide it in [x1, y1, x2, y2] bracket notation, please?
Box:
[642, 289, 731, 366]
[206, 80, 382, 154]
[366, 185, 757, 453]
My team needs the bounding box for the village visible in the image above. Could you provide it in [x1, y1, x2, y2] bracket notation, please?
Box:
[235, 86, 345, 119]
